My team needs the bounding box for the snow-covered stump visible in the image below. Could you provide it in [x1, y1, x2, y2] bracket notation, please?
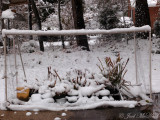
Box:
[1, 25, 152, 110]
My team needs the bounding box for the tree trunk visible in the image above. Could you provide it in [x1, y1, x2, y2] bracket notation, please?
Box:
[28, 0, 33, 39]
[58, 0, 65, 49]
[135, 0, 151, 38]
[30, 0, 44, 51]
[71, 0, 90, 51]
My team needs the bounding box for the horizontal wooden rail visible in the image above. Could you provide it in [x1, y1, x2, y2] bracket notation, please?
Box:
[2, 25, 151, 37]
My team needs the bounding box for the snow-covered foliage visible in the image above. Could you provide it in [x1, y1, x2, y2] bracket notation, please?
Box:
[98, 0, 129, 29]
[154, 20, 160, 38]
[2, 9, 15, 19]
[98, 6, 119, 30]
[119, 17, 134, 28]
[36, 0, 55, 22]
[83, 0, 99, 29]
[97, 55, 130, 100]
[9, 4, 28, 30]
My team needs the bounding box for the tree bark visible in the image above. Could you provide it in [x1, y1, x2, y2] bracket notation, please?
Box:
[28, 0, 33, 39]
[30, 0, 44, 51]
[71, 0, 90, 51]
[58, 0, 65, 49]
[135, 0, 151, 38]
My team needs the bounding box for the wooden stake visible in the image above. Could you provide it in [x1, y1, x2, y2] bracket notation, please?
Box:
[134, 32, 138, 84]
[3, 36, 7, 102]
[13, 39, 18, 85]
[149, 31, 152, 99]
[17, 41, 27, 81]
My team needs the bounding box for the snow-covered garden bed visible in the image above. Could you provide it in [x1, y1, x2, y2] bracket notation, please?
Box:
[1, 34, 159, 111]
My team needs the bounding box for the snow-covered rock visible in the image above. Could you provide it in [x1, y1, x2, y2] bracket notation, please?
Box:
[39, 86, 49, 94]
[68, 89, 79, 96]
[66, 96, 78, 103]
[95, 89, 110, 96]
[42, 93, 53, 99]
[80, 85, 105, 97]
[42, 98, 54, 103]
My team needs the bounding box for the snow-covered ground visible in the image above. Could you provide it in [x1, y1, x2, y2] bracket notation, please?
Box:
[0, 36, 159, 111]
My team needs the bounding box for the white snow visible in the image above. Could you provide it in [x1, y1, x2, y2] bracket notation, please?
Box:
[41, 93, 53, 99]
[80, 85, 105, 97]
[95, 89, 110, 96]
[61, 113, 66, 116]
[68, 89, 79, 96]
[7, 101, 137, 111]
[56, 98, 66, 105]
[42, 98, 54, 103]
[26, 112, 32, 116]
[54, 117, 61, 120]
[30, 94, 42, 103]
[66, 96, 78, 103]
[1, 9, 15, 19]
[128, 104, 135, 108]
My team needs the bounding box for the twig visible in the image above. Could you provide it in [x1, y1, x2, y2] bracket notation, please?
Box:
[97, 57, 105, 71]
[54, 70, 62, 82]
[96, 64, 103, 73]
[122, 58, 129, 72]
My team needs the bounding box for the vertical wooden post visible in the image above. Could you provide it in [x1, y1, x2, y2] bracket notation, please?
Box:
[13, 39, 18, 85]
[3, 36, 7, 102]
[149, 31, 152, 99]
[17, 41, 27, 81]
[134, 32, 138, 84]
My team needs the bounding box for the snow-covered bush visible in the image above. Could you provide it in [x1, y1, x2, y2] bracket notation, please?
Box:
[98, 6, 119, 30]
[97, 55, 130, 100]
[118, 17, 134, 28]
[154, 20, 160, 38]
